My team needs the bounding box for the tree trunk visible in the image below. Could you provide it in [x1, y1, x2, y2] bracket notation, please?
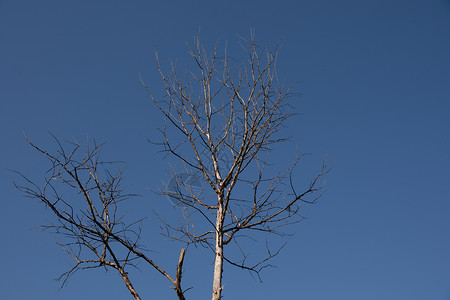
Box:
[118, 267, 141, 300]
[212, 203, 224, 300]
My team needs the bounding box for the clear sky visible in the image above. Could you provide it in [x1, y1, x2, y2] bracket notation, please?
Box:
[1, 0, 450, 299]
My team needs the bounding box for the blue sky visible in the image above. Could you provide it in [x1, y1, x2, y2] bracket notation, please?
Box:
[1, 0, 450, 299]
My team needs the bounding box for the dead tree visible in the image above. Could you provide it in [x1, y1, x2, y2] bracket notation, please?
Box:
[14, 136, 187, 300]
[142, 32, 328, 300]
[15, 32, 327, 300]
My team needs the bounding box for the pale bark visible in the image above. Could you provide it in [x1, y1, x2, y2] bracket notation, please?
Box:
[118, 268, 142, 300]
[174, 248, 186, 300]
[212, 201, 225, 300]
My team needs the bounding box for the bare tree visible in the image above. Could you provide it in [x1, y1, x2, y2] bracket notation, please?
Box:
[15, 32, 327, 300]
[142, 32, 328, 300]
[14, 136, 187, 300]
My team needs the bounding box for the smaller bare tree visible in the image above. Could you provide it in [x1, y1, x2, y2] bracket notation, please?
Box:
[14, 135, 187, 300]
